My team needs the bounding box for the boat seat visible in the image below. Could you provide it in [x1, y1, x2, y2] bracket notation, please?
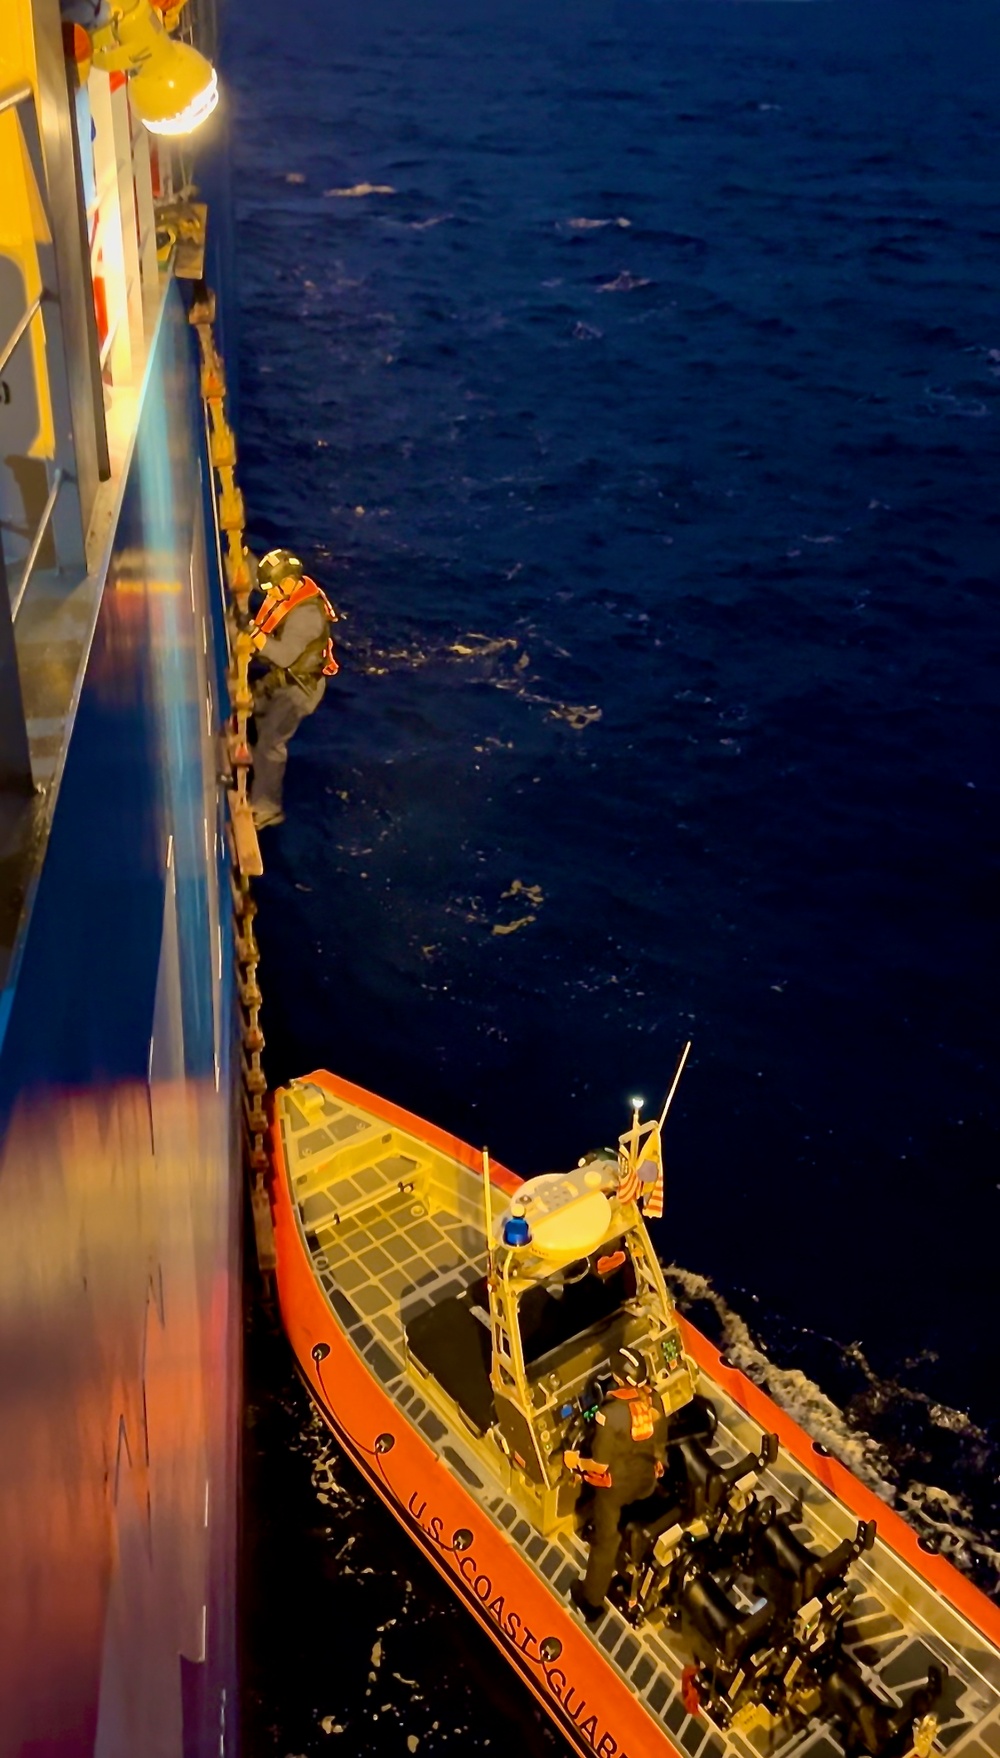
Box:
[676, 1429, 778, 1521]
[676, 1438, 729, 1518]
[753, 1507, 876, 1614]
[617, 1484, 684, 1551]
[620, 1430, 777, 1574]
[679, 1570, 774, 1668]
[624, 1487, 680, 1531]
[405, 1289, 495, 1436]
[667, 1393, 718, 1446]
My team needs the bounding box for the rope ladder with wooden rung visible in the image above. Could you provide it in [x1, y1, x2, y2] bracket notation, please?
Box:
[188, 284, 276, 1274]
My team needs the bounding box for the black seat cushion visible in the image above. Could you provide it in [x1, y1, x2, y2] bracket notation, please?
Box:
[406, 1292, 495, 1435]
[681, 1573, 774, 1666]
[678, 1438, 728, 1517]
[758, 1516, 819, 1583]
[755, 1514, 859, 1612]
[622, 1489, 673, 1528]
[622, 1495, 686, 1567]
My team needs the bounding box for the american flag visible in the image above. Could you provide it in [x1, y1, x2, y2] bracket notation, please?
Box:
[617, 1156, 641, 1205]
[618, 1127, 664, 1212]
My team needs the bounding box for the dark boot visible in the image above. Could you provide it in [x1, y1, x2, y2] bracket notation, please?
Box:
[570, 1579, 604, 1625]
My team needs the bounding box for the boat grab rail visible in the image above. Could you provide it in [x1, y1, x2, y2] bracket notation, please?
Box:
[305, 1177, 417, 1233]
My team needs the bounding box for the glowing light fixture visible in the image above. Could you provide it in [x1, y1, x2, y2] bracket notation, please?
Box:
[91, 0, 219, 136]
[140, 64, 218, 135]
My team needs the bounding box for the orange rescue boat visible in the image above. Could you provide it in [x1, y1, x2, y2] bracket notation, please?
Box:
[268, 1068, 1000, 1758]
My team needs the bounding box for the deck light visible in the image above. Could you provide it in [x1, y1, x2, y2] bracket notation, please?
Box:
[630, 1095, 644, 1112]
[90, 0, 219, 136]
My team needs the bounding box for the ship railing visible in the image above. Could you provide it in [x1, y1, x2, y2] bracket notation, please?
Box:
[0, 34, 173, 992]
[0, 81, 73, 629]
[0, 84, 64, 633]
[8, 472, 64, 623]
[0, 291, 43, 379]
[0, 79, 32, 118]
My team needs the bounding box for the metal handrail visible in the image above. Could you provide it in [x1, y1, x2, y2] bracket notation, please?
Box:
[0, 293, 43, 379]
[0, 82, 32, 119]
[9, 469, 64, 620]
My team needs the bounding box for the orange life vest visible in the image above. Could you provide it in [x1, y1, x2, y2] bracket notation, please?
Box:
[581, 1462, 613, 1489]
[610, 1385, 656, 1443]
[251, 576, 339, 676]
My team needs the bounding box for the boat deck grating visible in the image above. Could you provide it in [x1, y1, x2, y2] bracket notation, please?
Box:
[280, 1086, 1000, 1758]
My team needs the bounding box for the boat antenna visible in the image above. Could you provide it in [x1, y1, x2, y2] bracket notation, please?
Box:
[482, 1145, 494, 1266]
[627, 1095, 644, 1171]
[658, 1039, 692, 1131]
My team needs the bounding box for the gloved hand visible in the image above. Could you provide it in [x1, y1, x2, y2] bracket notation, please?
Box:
[248, 621, 267, 651]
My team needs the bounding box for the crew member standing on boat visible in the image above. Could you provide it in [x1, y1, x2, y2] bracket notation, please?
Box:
[246, 548, 339, 829]
[564, 1346, 669, 1623]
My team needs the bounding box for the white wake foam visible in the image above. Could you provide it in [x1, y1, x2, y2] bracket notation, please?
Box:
[564, 216, 632, 231]
[664, 1265, 897, 1497]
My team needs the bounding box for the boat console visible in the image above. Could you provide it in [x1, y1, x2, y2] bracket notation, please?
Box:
[406, 1145, 698, 1527]
[490, 1154, 696, 1518]
[406, 1197, 946, 1758]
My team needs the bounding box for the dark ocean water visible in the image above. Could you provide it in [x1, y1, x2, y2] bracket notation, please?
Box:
[223, 3, 1000, 1751]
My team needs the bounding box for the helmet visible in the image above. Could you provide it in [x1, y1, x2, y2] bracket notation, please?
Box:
[609, 1346, 648, 1388]
[258, 548, 304, 589]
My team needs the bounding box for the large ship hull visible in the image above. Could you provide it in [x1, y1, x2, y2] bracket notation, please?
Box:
[0, 282, 241, 1758]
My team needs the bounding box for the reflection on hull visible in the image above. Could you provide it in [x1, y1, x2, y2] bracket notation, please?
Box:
[0, 286, 240, 1758]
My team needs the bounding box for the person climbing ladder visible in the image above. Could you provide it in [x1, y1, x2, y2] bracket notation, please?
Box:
[247, 547, 339, 829]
